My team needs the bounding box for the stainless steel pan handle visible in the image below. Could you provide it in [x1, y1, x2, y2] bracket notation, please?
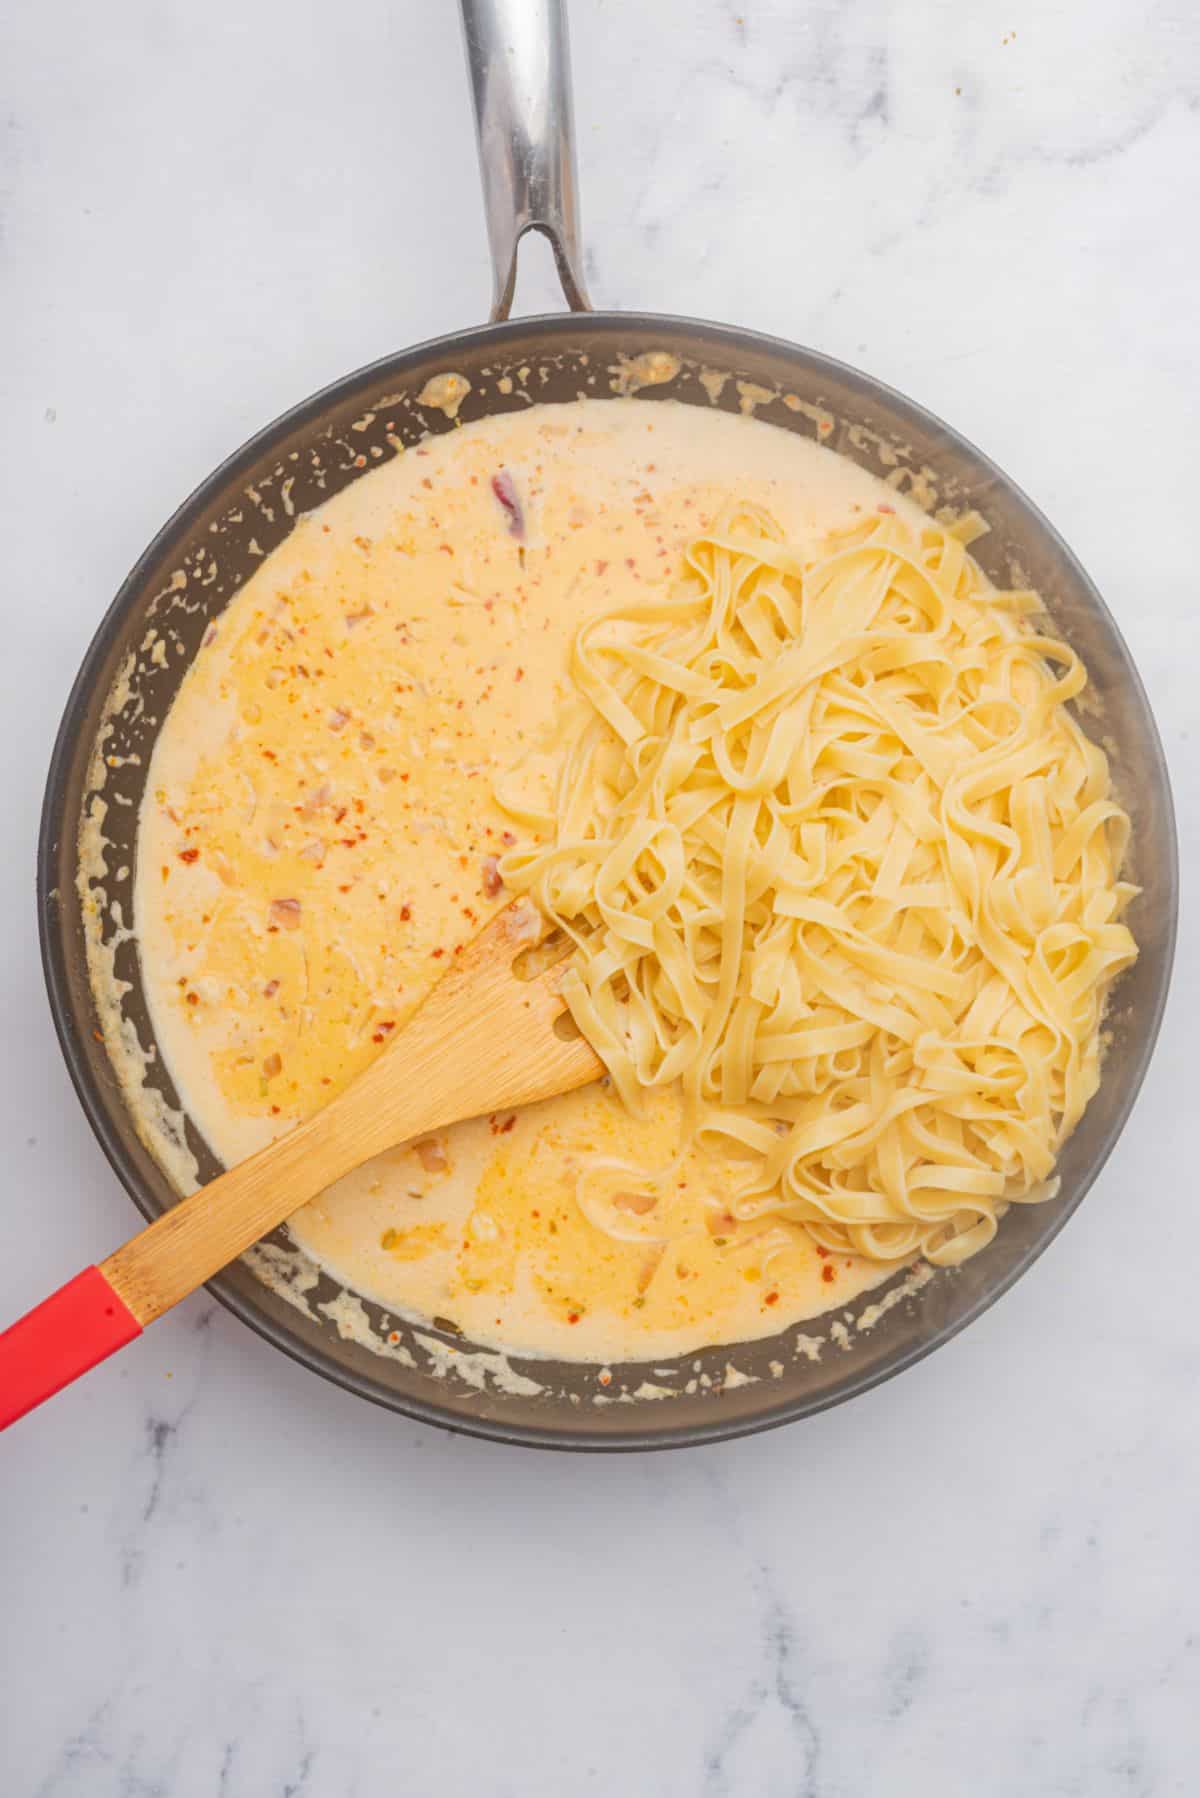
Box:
[460, 0, 592, 320]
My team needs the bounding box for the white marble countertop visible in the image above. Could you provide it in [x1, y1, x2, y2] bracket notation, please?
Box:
[2, 1, 1197, 1791]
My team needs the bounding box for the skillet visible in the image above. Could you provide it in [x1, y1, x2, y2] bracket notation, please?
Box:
[38, 0, 1177, 1448]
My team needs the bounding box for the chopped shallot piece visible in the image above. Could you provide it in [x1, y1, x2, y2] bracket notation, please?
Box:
[301, 783, 332, 816]
[345, 608, 373, 630]
[262, 1052, 282, 1079]
[613, 1191, 657, 1216]
[637, 1247, 666, 1292]
[481, 854, 503, 898]
[328, 707, 350, 732]
[269, 897, 302, 930]
[298, 839, 326, 865]
[491, 470, 525, 540]
[413, 1136, 448, 1174]
[263, 979, 280, 998]
[503, 900, 541, 944]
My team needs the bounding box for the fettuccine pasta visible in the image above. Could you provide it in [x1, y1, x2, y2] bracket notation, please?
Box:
[502, 504, 1137, 1268]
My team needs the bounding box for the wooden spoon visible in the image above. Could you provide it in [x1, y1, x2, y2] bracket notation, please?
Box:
[0, 901, 600, 1428]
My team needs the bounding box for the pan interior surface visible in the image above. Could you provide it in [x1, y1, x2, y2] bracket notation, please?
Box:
[40, 315, 1177, 1449]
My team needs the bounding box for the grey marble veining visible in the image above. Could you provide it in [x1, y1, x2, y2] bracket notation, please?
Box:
[2, 1, 1198, 1793]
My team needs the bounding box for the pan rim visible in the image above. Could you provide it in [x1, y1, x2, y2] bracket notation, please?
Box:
[37, 309, 1179, 1450]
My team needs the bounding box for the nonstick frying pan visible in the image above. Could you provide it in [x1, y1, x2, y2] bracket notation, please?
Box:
[37, 0, 1177, 1449]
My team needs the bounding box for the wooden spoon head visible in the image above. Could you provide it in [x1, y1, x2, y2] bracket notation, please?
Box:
[414, 898, 603, 1114]
[354, 899, 603, 1143]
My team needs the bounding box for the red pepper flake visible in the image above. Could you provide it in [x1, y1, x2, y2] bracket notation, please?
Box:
[500, 829, 516, 847]
[399, 904, 412, 922]
[431, 947, 445, 959]
[178, 847, 199, 864]
[185, 991, 199, 1006]
[594, 559, 609, 576]
[821, 1263, 836, 1284]
[764, 1290, 780, 1306]
[490, 470, 525, 539]
[514, 666, 525, 682]
[567, 1312, 580, 1325]
[371, 1019, 396, 1043]
[815, 1244, 830, 1258]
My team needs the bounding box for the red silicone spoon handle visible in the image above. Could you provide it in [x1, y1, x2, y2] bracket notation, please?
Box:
[0, 1267, 142, 1429]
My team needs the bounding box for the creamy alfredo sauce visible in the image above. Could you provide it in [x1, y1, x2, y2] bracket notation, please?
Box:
[134, 398, 921, 1361]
